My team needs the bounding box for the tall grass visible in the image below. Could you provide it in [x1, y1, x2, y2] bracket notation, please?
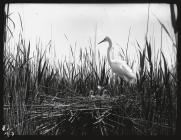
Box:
[3, 4, 177, 135]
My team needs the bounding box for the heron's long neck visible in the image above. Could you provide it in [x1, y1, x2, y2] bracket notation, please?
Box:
[107, 41, 112, 67]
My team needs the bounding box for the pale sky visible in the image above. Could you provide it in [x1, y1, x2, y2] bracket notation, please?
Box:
[6, 4, 177, 72]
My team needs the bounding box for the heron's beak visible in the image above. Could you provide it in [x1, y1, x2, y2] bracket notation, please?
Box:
[98, 39, 105, 45]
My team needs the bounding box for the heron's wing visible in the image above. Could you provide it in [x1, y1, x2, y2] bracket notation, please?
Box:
[117, 61, 136, 80]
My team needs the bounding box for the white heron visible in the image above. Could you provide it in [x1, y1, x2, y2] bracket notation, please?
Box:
[98, 36, 136, 84]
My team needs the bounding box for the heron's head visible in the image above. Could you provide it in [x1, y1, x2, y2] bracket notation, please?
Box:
[98, 36, 111, 45]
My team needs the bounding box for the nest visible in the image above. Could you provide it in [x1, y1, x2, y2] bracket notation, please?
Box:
[23, 94, 146, 135]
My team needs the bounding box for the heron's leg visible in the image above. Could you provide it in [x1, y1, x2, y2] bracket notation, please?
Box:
[115, 73, 119, 84]
[117, 76, 123, 94]
[109, 74, 113, 86]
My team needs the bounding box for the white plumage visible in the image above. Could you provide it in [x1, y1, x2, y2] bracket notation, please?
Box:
[98, 36, 136, 83]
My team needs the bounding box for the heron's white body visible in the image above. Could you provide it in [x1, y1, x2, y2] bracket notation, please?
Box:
[98, 36, 136, 83]
[110, 59, 136, 82]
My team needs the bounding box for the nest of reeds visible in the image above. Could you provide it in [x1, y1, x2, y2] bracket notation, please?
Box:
[24, 92, 147, 135]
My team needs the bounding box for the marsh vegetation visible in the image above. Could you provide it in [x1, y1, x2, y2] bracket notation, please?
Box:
[3, 4, 177, 135]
